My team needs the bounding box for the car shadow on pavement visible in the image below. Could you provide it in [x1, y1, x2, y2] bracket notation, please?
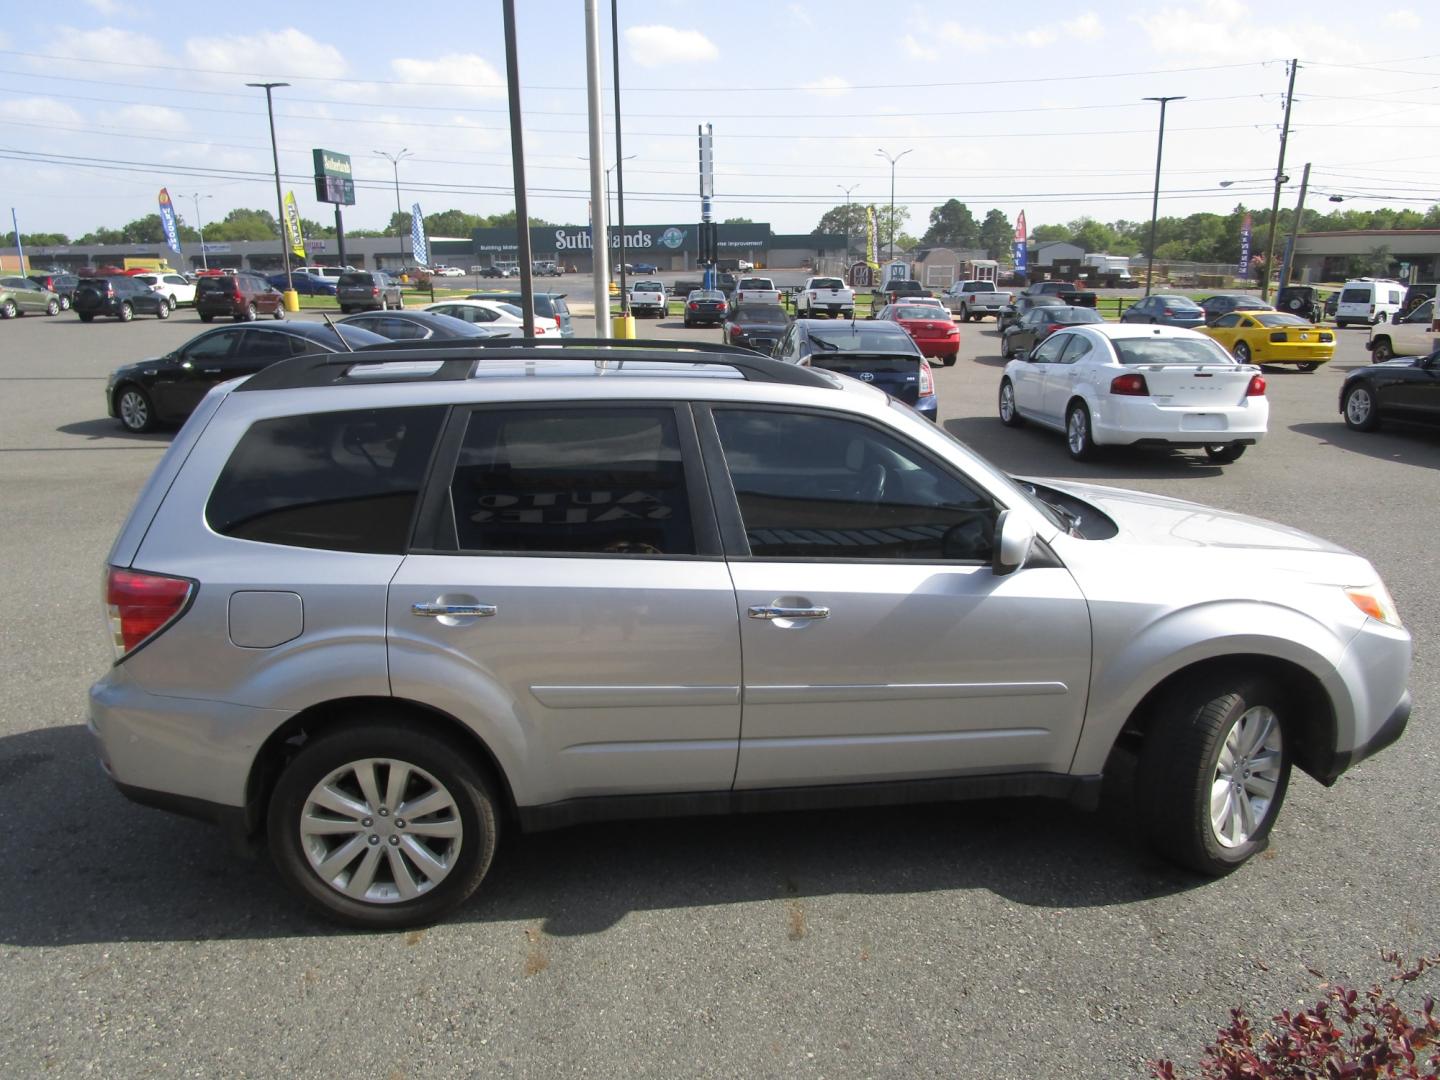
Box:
[57, 418, 173, 444]
[943, 418, 1228, 480]
[1290, 421, 1440, 469]
[0, 726, 1202, 946]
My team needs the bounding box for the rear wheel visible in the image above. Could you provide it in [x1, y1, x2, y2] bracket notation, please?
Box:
[1232, 341, 1252, 364]
[1203, 442, 1246, 463]
[199, 312, 214, 322]
[379, 296, 389, 311]
[244, 303, 257, 322]
[942, 354, 956, 367]
[59, 295, 70, 311]
[78, 312, 94, 322]
[273, 306, 286, 320]
[156, 301, 169, 320]
[116, 385, 157, 433]
[1342, 383, 1381, 431]
[1065, 401, 1095, 460]
[1137, 673, 1291, 875]
[45, 299, 60, 316]
[118, 302, 133, 323]
[1295, 361, 1320, 373]
[267, 720, 499, 929]
[998, 379, 1024, 427]
[1370, 338, 1393, 363]
[166, 295, 177, 311]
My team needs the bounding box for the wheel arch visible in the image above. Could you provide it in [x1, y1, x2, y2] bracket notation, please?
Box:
[243, 695, 519, 841]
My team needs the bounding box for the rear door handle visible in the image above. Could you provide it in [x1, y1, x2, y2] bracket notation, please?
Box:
[412, 602, 497, 618]
[748, 605, 829, 621]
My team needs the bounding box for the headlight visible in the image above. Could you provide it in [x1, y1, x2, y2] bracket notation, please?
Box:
[1345, 582, 1403, 628]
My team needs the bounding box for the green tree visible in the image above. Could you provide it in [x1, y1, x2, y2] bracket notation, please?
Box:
[1069, 217, 1118, 255]
[1031, 223, 1069, 243]
[4, 230, 71, 246]
[921, 199, 978, 248]
[208, 209, 279, 242]
[423, 209, 484, 237]
[812, 203, 869, 238]
[978, 209, 1013, 259]
[874, 203, 911, 256]
[722, 217, 753, 224]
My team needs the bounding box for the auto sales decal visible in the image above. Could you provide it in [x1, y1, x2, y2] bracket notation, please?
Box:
[466, 490, 673, 524]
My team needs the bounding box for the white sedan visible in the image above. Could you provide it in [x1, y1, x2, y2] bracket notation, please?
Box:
[997, 323, 1268, 463]
[422, 298, 548, 337]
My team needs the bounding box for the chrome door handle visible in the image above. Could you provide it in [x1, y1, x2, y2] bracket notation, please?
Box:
[411, 602, 497, 618]
[748, 605, 829, 621]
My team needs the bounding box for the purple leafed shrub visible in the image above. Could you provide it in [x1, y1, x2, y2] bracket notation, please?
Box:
[1153, 952, 1440, 1080]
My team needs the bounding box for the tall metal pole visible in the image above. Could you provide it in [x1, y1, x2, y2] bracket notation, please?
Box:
[1143, 95, 1184, 297]
[610, 0, 629, 319]
[373, 150, 412, 270]
[10, 208, 25, 273]
[1259, 59, 1298, 303]
[502, 0, 536, 337]
[1278, 161, 1310, 294]
[875, 149, 912, 263]
[838, 183, 857, 253]
[246, 82, 292, 292]
[582, 0, 610, 338]
[177, 193, 211, 270]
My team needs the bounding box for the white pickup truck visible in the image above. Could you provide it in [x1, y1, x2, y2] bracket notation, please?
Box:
[628, 279, 668, 318]
[732, 276, 782, 306]
[794, 276, 855, 319]
[942, 279, 1013, 322]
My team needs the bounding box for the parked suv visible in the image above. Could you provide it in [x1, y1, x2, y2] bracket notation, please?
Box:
[27, 271, 79, 309]
[73, 275, 170, 322]
[195, 273, 285, 322]
[337, 270, 403, 313]
[467, 291, 573, 336]
[90, 342, 1413, 928]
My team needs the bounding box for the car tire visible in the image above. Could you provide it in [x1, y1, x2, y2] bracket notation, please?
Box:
[379, 297, 389, 311]
[1203, 442, 1246, 463]
[156, 301, 170, 320]
[1335, 319, 1348, 329]
[199, 313, 214, 323]
[1342, 383, 1381, 431]
[1002, 339, 1015, 360]
[0, 299, 15, 319]
[118, 302, 133, 323]
[115, 385, 157, 433]
[1370, 338, 1393, 363]
[1065, 401, 1096, 460]
[267, 720, 499, 930]
[45, 299, 60, 316]
[78, 312, 94, 322]
[1233, 341, 1252, 363]
[396, 295, 404, 310]
[339, 306, 351, 315]
[59, 295, 70, 311]
[1295, 361, 1321, 373]
[273, 307, 286, 320]
[244, 303, 257, 322]
[998, 379, 1024, 427]
[942, 354, 956, 367]
[1137, 673, 1292, 876]
[166, 295, 177, 311]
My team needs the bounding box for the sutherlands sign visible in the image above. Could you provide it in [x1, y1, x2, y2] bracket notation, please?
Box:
[473, 222, 771, 256]
[313, 148, 356, 206]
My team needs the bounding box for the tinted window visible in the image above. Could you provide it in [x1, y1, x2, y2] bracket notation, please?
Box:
[810, 278, 843, 290]
[734, 304, 787, 323]
[1252, 313, 1308, 327]
[338, 273, 373, 287]
[805, 325, 919, 353]
[714, 409, 996, 561]
[1212, 314, 1241, 328]
[1112, 337, 1234, 366]
[1057, 335, 1094, 364]
[197, 277, 234, 295]
[1341, 288, 1369, 303]
[240, 330, 304, 360]
[207, 407, 445, 554]
[448, 408, 695, 556]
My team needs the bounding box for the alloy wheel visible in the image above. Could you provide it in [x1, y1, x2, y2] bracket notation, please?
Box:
[1210, 706, 1284, 848]
[118, 389, 149, 431]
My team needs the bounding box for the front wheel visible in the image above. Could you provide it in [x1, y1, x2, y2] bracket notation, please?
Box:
[116, 385, 157, 433]
[998, 379, 1024, 427]
[1232, 341, 1252, 364]
[1137, 674, 1292, 875]
[46, 299, 60, 316]
[118, 302, 134, 323]
[1370, 338, 1393, 363]
[273, 307, 286, 320]
[1342, 384, 1381, 431]
[78, 312, 94, 322]
[166, 295, 177, 311]
[156, 301, 170, 320]
[199, 312, 214, 323]
[1295, 361, 1320, 373]
[1203, 442, 1246, 463]
[1065, 401, 1095, 460]
[267, 721, 499, 929]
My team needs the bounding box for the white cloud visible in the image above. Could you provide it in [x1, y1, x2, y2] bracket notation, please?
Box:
[624, 25, 718, 67]
[389, 54, 505, 101]
[1383, 9, 1421, 30]
[0, 97, 84, 126]
[938, 25, 1004, 52]
[41, 26, 171, 70]
[901, 35, 939, 62]
[801, 76, 851, 96]
[183, 29, 349, 82]
[101, 104, 189, 131]
[1015, 28, 1057, 48]
[83, 0, 124, 14]
[1062, 12, 1104, 40]
[786, 3, 815, 28]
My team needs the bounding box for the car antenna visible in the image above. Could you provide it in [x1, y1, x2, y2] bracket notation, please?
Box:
[319, 312, 355, 352]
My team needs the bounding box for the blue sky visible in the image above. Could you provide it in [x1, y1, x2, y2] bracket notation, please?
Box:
[1, 0, 1436, 240]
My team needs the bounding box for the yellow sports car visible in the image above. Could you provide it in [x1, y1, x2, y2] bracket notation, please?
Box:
[1200, 311, 1335, 371]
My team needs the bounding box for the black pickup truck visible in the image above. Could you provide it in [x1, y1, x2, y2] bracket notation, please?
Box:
[1023, 280, 1097, 308]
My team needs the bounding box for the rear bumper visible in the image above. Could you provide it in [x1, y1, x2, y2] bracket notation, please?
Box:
[1092, 396, 1269, 446]
[916, 339, 959, 358]
[1252, 342, 1334, 362]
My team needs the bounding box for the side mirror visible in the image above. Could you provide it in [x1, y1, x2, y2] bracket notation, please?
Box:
[990, 509, 1035, 576]
[1015, 349, 1031, 362]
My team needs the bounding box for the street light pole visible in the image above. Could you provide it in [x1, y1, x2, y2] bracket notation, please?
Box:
[177, 192, 213, 270]
[373, 149, 413, 271]
[874, 150, 912, 263]
[246, 82, 293, 296]
[1142, 95, 1184, 297]
[837, 183, 858, 253]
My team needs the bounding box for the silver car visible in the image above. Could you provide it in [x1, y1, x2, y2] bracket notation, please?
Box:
[90, 343, 1412, 928]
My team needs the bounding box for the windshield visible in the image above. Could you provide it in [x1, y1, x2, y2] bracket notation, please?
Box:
[1154, 296, 1200, 310]
[809, 326, 918, 353]
[1053, 308, 1105, 324]
[810, 278, 843, 289]
[735, 304, 787, 322]
[331, 324, 393, 348]
[1252, 313, 1309, 327]
[633, 281, 663, 291]
[1113, 336, 1234, 365]
[895, 305, 945, 320]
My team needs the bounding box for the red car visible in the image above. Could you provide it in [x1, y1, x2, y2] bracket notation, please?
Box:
[876, 302, 960, 365]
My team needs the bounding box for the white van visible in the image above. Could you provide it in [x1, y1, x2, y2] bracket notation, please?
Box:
[1336, 278, 1405, 328]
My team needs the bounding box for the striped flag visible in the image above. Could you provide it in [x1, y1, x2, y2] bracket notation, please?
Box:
[410, 203, 428, 266]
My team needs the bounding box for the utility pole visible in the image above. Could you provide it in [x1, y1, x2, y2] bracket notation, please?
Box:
[582, 0, 610, 338]
[875, 149, 912, 263]
[246, 82, 293, 298]
[373, 149, 412, 271]
[1278, 161, 1311, 295]
[1143, 95, 1184, 297]
[611, 0, 631, 327]
[177, 193, 212, 269]
[502, 0, 536, 337]
[1260, 59, 1298, 303]
[838, 183, 858, 254]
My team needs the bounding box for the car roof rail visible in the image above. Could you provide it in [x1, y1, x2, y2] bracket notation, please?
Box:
[235, 338, 835, 393]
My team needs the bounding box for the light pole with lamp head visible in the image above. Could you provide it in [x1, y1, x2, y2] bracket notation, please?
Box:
[246, 81, 294, 303]
[874, 149, 912, 263]
[837, 183, 858, 254]
[1142, 95, 1184, 297]
[374, 149, 413, 271]
[175, 192, 213, 270]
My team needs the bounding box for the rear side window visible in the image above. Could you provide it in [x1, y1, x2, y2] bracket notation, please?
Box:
[338, 273, 372, 287]
[207, 407, 445, 554]
[447, 407, 695, 556]
[1341, 288, 1369, 303]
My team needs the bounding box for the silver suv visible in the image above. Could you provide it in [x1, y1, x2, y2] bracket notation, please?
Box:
[90, 342, 1412, 928]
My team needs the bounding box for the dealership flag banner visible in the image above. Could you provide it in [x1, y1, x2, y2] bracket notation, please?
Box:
[282, 191, 306, 260]
[157, 188, 181, 254]
[1238, 213, 1253, 278]
[410, 203, 428, 267]
[1013, 211, 1028, 276]
[865, 206, 879, 269]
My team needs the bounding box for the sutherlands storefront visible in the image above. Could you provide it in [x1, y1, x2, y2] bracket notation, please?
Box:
[472, 222, 771, 272]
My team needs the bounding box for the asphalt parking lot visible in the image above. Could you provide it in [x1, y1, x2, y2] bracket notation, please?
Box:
[2, 305, 1437, 1077]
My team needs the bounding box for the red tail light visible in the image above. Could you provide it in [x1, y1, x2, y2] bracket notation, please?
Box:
[106, 566, 194, 660]
[371, 287, 380, 297]
[688, 302, 698, 311]
[918, 361, 935, 396]
[729, 324, 743, 337]
[232, 289, 244, 302]
[1246, 375, 1267, 396]
[1162, 309, 1174, 316]
[1047, 324, 1063, 334]
[554, 315, 562, 332]
[1109, 373, 1149, 396]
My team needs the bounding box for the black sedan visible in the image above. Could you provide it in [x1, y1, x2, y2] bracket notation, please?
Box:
[683, 289, 728, 327]
[1001, 305, 1105, 358]
[106, 322, 388, 433]
[722, 302, 790, 353]
[1198, 293, 1274, 324]
[1340, 346, 1440, 434]
[997, 293, 1066, 332]
[338, 310, 505, 341]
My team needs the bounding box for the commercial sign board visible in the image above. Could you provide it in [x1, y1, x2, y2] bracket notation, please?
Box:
[472, 222, 770, 256]
[312, 148, 356, 206]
